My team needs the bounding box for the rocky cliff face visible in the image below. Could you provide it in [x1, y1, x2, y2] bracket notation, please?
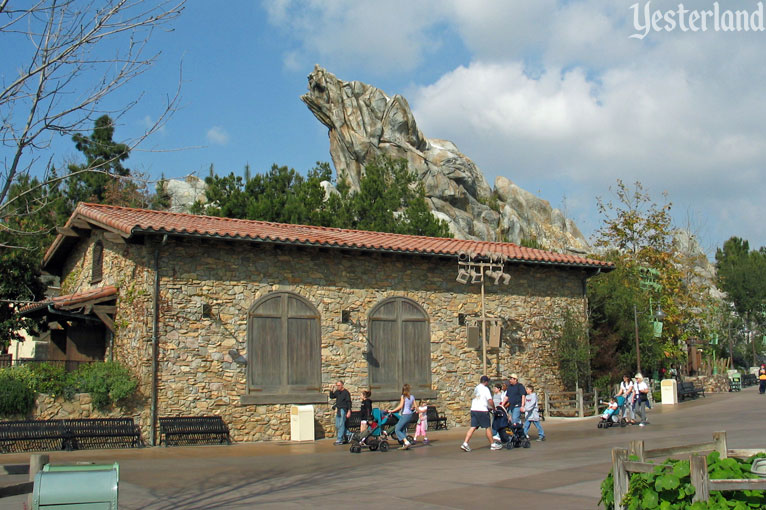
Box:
[301, 65, 589, 253]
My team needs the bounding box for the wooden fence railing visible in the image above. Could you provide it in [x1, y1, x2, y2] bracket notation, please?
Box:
[544, 388, 600, 418]
[611, 431, 766, 509]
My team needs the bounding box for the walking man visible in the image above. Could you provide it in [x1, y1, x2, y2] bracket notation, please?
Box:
[461, 375, 496, 451]
[503, 373, 526, 424]
[329, 380, 351, 445]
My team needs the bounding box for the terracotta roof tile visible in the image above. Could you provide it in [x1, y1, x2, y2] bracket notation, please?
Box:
[19, 286, 118, 314]
[46, 203, 612, 270]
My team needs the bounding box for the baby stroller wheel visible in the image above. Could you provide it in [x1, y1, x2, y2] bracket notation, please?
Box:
[369, 443, 378, 451]
[620, 418, 627, 428]
[406, 435, 414, 444]
[379, 441, 389, 452]
[505, 441, 513, 450]
[522, 439, 531, 448]
[350, 445, 360, 453]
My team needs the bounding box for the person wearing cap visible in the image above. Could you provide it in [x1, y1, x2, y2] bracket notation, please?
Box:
[758, 365, 766, 394]
[461, 375, 495, 452]
[634, 373, 650, 426]
[502, 373, 526, 424]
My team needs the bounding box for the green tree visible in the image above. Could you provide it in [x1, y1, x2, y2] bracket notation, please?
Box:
[194, 157, 451, 238]
[715, 237, 766, 364]
[0, 251, 47, 348]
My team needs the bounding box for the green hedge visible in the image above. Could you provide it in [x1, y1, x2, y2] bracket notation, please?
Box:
[600, 451, 766, 510]
[0, 361, 138, 416]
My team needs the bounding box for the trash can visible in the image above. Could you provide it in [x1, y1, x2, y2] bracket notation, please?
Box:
[660, 379, 678, 405]
[290, 405, 315, 441]
[33, 463, 118, 509]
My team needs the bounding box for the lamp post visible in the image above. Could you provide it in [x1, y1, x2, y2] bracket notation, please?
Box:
[456, 251, 510, 376]
[634, 268, 664, 376]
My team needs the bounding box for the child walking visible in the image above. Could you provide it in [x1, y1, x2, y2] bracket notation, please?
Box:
[413, 400, 429, 444]
[523, 385, 545, 441]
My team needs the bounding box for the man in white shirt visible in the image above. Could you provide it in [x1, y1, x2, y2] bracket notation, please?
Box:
[461, 375, 496, 452]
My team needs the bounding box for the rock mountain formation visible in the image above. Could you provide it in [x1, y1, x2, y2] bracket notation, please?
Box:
[301, 65, 589, 253]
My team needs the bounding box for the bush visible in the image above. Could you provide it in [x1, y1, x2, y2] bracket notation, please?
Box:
[27, 363, 74, 400]
[71, 361, 138, 410]
[0, 368, 36, 416]
[600, 451, 766, 510]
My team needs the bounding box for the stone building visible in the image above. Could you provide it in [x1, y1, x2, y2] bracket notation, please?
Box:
[32, 203, 610, 444]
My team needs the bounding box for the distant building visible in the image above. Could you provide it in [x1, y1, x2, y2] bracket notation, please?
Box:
[25, 202, 611, 443]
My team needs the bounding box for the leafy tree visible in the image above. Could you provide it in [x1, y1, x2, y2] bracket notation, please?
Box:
[715, 237, 766, 364]
[194, 157, 451, 238]
[554, 310, 592, 390]
[589, 180, 694, 380]
[0, 251, 47, 348]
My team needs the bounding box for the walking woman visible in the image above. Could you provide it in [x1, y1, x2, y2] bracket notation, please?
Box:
[387, 383, 415, 450]
[617, 375, 636, 424]
[635, 374, 650, 426]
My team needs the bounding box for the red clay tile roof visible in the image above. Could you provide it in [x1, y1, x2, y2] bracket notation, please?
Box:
[19, 285, 118, 315]
[44, 203, 612, 270]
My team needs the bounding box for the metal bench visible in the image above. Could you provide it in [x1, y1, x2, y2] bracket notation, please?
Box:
[742, 374, 758, 387]
[0, 418, 142, 453]
[159, 416, 231, 446]
[677, 381, 699, 401]
[426, 406, 448, 430]
[64, 418, 142, 450]
[0, 420, 66, 453]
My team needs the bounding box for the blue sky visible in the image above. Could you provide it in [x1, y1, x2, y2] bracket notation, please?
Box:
[5, 1, 766, 254]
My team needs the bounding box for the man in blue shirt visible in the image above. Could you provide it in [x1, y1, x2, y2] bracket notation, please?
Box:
[502, 373, 526, 424]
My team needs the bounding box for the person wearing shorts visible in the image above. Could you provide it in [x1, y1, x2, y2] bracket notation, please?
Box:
[461, 375, 495, 452]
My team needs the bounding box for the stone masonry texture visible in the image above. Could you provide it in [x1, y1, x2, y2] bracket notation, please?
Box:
[37, 232, 592, 443]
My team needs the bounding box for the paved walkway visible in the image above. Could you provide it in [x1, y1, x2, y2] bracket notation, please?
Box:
[2, 387, 765, 509]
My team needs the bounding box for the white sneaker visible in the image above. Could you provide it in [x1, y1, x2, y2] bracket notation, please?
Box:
[490, 442, 503, 450]
[493, 434, 501, 442]
[460, 442, 471, 452]
[639, 422, 645, 427]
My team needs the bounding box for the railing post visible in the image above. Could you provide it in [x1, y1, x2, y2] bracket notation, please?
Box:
[593, 388, 599, 416]
[629, 440, 645, 462]
[690, 454, 710, 502]
[545, 392, 550, 419]
[713, 431, 728, 459]
[577, 387, 584, 418]
[612, 447, 629, 510]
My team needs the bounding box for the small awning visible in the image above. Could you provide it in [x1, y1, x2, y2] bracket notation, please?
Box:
[19, 285, 118, 332]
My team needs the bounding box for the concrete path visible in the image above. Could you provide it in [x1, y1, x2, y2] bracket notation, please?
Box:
[2, 386, 765, 509]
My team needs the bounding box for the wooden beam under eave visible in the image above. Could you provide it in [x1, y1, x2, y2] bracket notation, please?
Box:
[56, 226, 79, 237]
[103, 232, 127, 244]
[92, 305, 117, 314]
[70, 219, 91, 229]
[95, 311, 115, 333]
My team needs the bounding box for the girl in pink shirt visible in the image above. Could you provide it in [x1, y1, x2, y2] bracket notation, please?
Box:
[413, 400, 429, 444]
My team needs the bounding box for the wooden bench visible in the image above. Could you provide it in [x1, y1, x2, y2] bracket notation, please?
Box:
[677, 381, 699, 401]
[64, 418, 141, 451]
[159, 416, 231, 446]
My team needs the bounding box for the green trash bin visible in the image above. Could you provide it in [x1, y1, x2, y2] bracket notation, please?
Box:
[32, 463, 118, 509]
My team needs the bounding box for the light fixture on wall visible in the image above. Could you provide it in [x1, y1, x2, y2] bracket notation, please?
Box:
[228, 349, 247, 365]
[456, 269, 470, 284]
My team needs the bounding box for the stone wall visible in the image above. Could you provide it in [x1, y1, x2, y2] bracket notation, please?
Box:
[57, 233, 591, 443]
[685, 374, 730, 393]
[32, 393, 140, 421]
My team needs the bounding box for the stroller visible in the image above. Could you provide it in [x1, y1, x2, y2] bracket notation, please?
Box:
[349, 408, 391, 453]
[493, 406, 530, 449]
[380, 409, 414, 446]
[597, 396, 627, 428]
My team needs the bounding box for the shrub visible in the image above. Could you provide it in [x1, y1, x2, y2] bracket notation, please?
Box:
[599, 451, 766, 510]
[71, 361, 138, 410]
[0, 368, 36, 416]
[27, 363, 74, 400]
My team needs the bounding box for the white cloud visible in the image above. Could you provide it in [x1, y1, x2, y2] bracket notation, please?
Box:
[262, 0, 447, 74]
[206, 126, 230, 145]
[266, 0, 766, 248]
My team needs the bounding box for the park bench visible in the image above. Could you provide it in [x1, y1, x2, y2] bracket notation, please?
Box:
[159, 416, 231, 446]
[426, 406, 448, 430]
[742, 374, 757, 387]
[677, 381, 699, 401]
[64, 418, 142, 450]
[0, 420, 66, 453]
[0, 418, 142, 453]
[692, 382, 706, 398]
